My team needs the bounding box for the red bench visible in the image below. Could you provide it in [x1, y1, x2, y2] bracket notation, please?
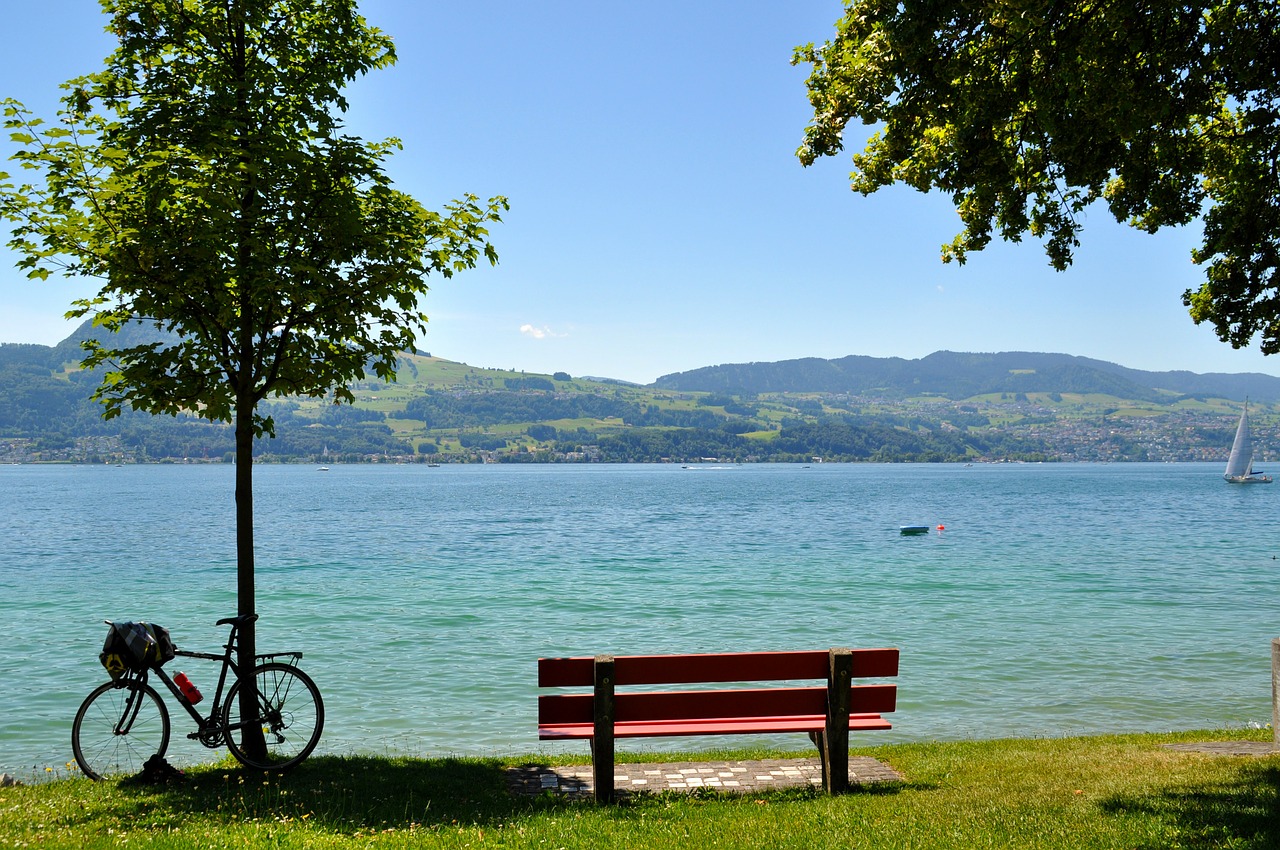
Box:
[538, 647, 899, 802]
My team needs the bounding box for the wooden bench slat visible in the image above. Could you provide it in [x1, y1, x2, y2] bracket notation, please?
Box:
[538, 684, 897, 725]
[538, 648, 898, 687]
[540, 713, 893, 740]
[537, 656, 595, 687]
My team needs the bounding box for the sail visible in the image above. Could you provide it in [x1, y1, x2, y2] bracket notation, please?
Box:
[1224, 404, 1254, 479]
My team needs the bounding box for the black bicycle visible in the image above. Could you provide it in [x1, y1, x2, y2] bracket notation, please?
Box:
[72, 614, 323, 780]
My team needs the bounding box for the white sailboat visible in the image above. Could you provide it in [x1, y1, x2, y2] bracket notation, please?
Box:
[1224, 401, 1271, 483]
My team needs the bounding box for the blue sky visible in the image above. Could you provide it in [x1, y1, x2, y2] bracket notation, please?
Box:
[3, 0, 1277, 384]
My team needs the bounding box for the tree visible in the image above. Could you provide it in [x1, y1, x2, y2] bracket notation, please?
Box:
[794, 1, 1279, 352]
[1, 0, 506, 752]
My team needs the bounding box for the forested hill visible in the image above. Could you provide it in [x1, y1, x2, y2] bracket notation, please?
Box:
[653, 351, 1280, 403]
[3, 323, 1278, 464]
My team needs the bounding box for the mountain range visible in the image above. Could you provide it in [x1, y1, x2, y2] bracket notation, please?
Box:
[653, 351, 1280, 403]
[2, 322, 1276, 464]
[6, 320, 1280, 402]
[7, 318, 1280, 401]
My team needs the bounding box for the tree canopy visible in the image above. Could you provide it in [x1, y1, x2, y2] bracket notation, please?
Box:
[0, 0, 505, 729]
[2, 1, 505, 431]
[794, 0, 1279, 352]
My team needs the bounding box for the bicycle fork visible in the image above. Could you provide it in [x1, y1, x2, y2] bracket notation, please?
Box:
[114, 684, 148, 736]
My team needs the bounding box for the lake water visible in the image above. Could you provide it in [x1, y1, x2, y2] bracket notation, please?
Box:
[2, 461, 1278, 778]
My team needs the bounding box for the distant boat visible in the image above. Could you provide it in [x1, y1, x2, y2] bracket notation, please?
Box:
[899, 526, 931, 535]
[318, 466, 330, 472]
[1224, 401, 1271, 484]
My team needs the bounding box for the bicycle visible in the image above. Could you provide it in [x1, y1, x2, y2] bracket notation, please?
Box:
[72, 613, 324, 780]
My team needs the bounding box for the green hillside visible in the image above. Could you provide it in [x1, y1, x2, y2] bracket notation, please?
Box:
[1, 330, 1273, 465]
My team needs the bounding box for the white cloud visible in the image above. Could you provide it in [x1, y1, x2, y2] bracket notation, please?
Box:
[520, 323, 566, 340]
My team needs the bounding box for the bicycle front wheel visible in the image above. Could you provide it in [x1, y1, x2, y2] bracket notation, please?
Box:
[72, 680, 171, 781]
[223, 663, 324, 771]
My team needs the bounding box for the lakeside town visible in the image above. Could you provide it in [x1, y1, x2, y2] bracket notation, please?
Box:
[0, 395, 1260, 466]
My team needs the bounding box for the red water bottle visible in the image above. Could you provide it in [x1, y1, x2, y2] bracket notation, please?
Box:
[173, 672, 203, 705]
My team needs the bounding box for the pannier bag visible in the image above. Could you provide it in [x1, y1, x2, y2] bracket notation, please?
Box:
[99, 621, 176, 680]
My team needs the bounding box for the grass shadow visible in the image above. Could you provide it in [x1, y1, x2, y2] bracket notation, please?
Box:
[95, 753, 904, 827]
[104, 754, 536, 832]
[1099, 761, 1280, 849]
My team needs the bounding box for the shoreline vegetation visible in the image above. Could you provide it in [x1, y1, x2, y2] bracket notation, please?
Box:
[2, 729, 1276, 848]
[4, 342, 1277, 466]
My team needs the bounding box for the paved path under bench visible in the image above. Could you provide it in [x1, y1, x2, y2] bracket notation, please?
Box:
[507, 756, 902, 799]
[507, 742, 1276, 800]
[1162, 741, 1278, 756]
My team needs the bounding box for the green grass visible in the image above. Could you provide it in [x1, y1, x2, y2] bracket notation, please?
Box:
[3, 729, 1276, 848]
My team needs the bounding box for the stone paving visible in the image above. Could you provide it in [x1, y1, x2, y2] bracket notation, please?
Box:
[507, 756, 903, 800]
[507, 742, 1277, 800]
[1162, 741, 1278, 757]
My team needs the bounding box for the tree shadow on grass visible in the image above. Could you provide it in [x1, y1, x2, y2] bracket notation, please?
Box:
[69, 754, 902, 835]
[1098, 762, 1280, 850]
[101, 755, 538, 832]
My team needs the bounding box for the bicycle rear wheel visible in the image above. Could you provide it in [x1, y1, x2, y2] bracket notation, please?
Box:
[72, 679, 171, 781]
[223, 662, 324, 771]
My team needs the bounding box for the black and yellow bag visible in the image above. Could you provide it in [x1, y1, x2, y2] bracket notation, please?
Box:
[99, 621, 176, 680]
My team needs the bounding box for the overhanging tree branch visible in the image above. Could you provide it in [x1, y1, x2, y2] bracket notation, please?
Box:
[796, 0, 1278, 351]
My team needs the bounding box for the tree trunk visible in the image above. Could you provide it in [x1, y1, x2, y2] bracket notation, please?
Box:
[234, 393, 266, 760]
[228, 4, 266, 763]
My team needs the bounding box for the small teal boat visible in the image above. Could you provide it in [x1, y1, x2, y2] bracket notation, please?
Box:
[899, 525, 930, 535]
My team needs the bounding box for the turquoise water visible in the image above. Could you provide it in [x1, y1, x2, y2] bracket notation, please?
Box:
[2, 462, 1277, 777]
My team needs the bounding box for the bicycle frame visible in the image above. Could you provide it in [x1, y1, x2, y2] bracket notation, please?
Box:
[143, 618, 303, 745]
[149, 649, 237, 740]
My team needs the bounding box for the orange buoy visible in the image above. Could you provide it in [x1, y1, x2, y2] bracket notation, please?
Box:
[936, 524, 945, 531]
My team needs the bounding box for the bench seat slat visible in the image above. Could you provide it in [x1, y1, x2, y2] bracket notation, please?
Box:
[539, 684, 897, 726]
[540, 713, 892, 740]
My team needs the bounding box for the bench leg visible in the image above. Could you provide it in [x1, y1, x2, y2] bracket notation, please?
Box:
[822, 728, 849, 794]
[591, 736, 615, 804]
[825, 648, 852, 794]
[811, 730, 830, 789]
[593, 655, 617, 803]
[810, 729, 848, 793]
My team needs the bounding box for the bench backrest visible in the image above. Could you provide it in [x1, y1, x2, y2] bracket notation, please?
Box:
[538, 648, 899, 725]
[539, 648, 898, 687]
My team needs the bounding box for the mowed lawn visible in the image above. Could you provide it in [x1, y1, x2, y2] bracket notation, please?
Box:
[1, 729, 1276, 849]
